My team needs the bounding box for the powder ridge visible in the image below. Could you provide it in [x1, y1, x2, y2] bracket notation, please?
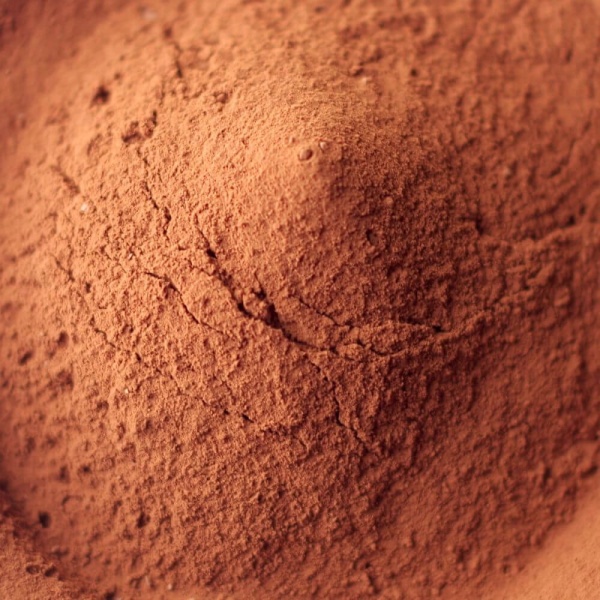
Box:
[0, 1, 599, 599]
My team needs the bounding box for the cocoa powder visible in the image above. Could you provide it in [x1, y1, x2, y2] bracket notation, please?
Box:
[0, 1, 599, 599]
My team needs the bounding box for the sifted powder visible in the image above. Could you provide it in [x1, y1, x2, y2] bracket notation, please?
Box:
[0, 0, 599, 599]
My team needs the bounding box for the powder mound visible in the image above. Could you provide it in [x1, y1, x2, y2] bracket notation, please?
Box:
[0, 1, 599, 599]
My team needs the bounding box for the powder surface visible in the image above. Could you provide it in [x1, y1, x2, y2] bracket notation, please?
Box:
[495, 478, 600, 600]
[0, 1, 599, 599]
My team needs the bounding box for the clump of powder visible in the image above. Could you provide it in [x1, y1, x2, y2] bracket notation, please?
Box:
[0, 1, 598, 599]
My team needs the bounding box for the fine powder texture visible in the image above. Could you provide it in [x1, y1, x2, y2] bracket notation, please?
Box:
[1, 1, 599, 599]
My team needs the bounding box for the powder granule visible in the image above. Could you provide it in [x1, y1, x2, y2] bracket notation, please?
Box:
[0, 1, 599, 599]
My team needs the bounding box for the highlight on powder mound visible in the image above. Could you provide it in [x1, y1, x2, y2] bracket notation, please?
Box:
[0, 1, 598, 599]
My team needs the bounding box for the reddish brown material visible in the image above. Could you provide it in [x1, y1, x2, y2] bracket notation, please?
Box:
[0, 1, 599, 598]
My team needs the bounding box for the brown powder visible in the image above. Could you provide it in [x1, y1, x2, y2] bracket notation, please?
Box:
[0, 1, 599, 599]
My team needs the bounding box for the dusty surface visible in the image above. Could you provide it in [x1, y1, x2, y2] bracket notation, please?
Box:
[0, 1, 599, 599]
[0, 490, 88, 599]
[491, 479, 600, 600]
